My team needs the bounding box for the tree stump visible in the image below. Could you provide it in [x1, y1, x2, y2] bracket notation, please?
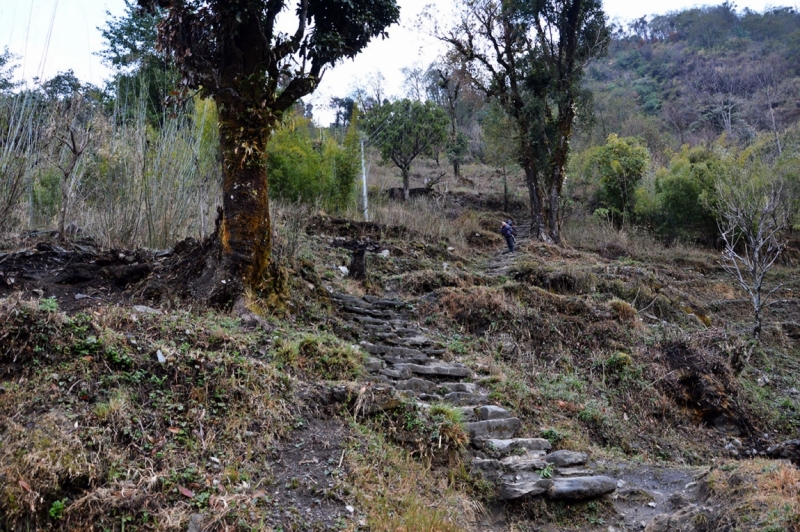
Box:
[349, 242, 367, 281]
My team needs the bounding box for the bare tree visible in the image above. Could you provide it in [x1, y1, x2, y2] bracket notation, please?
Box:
[49, 96, 92, 241]
[717, 171, 790, 339]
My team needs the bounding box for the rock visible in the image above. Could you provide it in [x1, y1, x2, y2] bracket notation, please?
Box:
[338, 266, 349, 275]
[395, 378, 438, 394]
[455, 406, 477, 422]
[133, 305, 162, 315]
[439, 382, 477, 394]
[475, 405, 511, 421]
[186, 514, 205, 532]
[466, 418, 522, 440]
[394, 335, 432, 347]
[380, 249, 390, 258]
[156, 349, 166, 363]
[392, 362, 471, 378]
[364, 357, 383, 372]
[500, 454, 548, 473]
[498, 472, 554, 500]
[443, 392, 489, 406]
[545, 450, 588, 467]
[471, 458, 503, 481]
[475, 438, 552, 457]
[554, 467, 596, 477]
[379, 368, 411, 380]
[548, 476, 617, 500]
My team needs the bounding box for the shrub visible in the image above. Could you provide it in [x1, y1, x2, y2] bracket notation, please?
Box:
[594, 134, 650, 222]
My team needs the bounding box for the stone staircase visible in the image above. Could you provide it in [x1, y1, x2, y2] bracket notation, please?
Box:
[331, 291, 617, 502]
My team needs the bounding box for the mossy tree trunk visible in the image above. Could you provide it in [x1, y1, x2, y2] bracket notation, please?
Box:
[214, 95, 273, 299]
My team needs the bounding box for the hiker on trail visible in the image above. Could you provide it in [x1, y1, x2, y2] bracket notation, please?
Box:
[500, 220, 516, 253]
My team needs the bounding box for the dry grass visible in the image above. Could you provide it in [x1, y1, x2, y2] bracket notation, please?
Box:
[562, 213, 718, 267]
[0, 299, 295, 531]
[346, 424, 479, 532]
[704, 459, 800, 531]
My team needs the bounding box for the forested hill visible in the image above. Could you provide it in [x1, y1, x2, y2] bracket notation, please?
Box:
[580, 3, 800, 160]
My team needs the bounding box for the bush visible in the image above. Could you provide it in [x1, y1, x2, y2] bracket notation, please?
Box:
[267, 111, 358, 211]
[637, 146, 721, 243]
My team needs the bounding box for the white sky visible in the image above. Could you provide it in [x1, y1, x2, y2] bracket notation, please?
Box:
[1, 0, 794, 124]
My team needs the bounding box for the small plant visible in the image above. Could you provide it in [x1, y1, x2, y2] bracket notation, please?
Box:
[539, 464, 554, 479]
[39, 297, 59, 312]
[540, 427, 564, 444]
[49, 499, 66, 520]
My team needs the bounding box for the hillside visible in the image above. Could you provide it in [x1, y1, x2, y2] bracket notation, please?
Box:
[1, 193, 799, 531]
[579, 4, 800, 161]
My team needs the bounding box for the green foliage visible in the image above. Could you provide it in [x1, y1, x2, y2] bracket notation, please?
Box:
[100, 0, 179, 125]
[49, 499, 66, 520]
[38, 297, 59, 313]
[267, 112, 359, 211]
[0, 47, 20, 93]
[594, 134, 650, 221]
[364, 99, 449, 188]
[637, 146, 722, 242]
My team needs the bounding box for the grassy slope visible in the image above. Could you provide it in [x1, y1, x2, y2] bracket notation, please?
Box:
[1, 192, 799, 531]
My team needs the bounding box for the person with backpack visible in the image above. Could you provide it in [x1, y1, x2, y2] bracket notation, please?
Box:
[500, 220, 516, 253]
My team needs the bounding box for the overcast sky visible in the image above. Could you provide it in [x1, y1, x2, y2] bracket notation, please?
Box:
[1, 0, 794, 124]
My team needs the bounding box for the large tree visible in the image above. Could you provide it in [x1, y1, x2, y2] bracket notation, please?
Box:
[138, 0, 399, 305]
[441, 0, 608, 243]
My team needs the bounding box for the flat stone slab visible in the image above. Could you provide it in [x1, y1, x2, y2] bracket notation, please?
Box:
[383, 354, 434, 365]
[393, 363, 471, 378]
[545, 450, 588, 467]
[456, 407, 477, 422]
[498, 472, 553, 500]
[341, 305, 394, 318]
[443, 392, 488, 406]
[470, 458, 503, 481]
[379, 368, 411, 380]
[394, 378, 437, 394]
[438, 382, 477, 394]
[548, 476, 617, 500]
[364, 356, 383, 372]
[475, 438, 552, 456]
[466, 418, 522, 440]
[500, 455, 548, 473]
[475, 405, 511, 421]
[554, 467, 596, 477]
[360, 343, 428, 358]
[393, 335, 432, 347]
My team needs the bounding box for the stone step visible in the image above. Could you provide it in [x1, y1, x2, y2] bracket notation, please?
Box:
[360, 343, 429, 360]
[364, 356, 384, 372]
[474, 438, 552, 457]
[383, 353, 436, 365]
[353, 315, 405, 326]
[392, 362, 471, 379]
[465, 417, 522, 440]
[341, 305, 395, 319]
[443, 392, 489, 406]
[475, 405, 511, 421]
[554, 467, 595, 477]
[456, 407, 477, 422]
[394, 377, 437, 394]
[390, 335, 433, 347]
[545, 450, 588, 467]
[547, 476, 617, 500]
[500, 453, 548, 473]
[438, 382, 477, 394]
[498, 472, 553, 500]
[379, 368, 410, 380]
[372, 299, 406, 309]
